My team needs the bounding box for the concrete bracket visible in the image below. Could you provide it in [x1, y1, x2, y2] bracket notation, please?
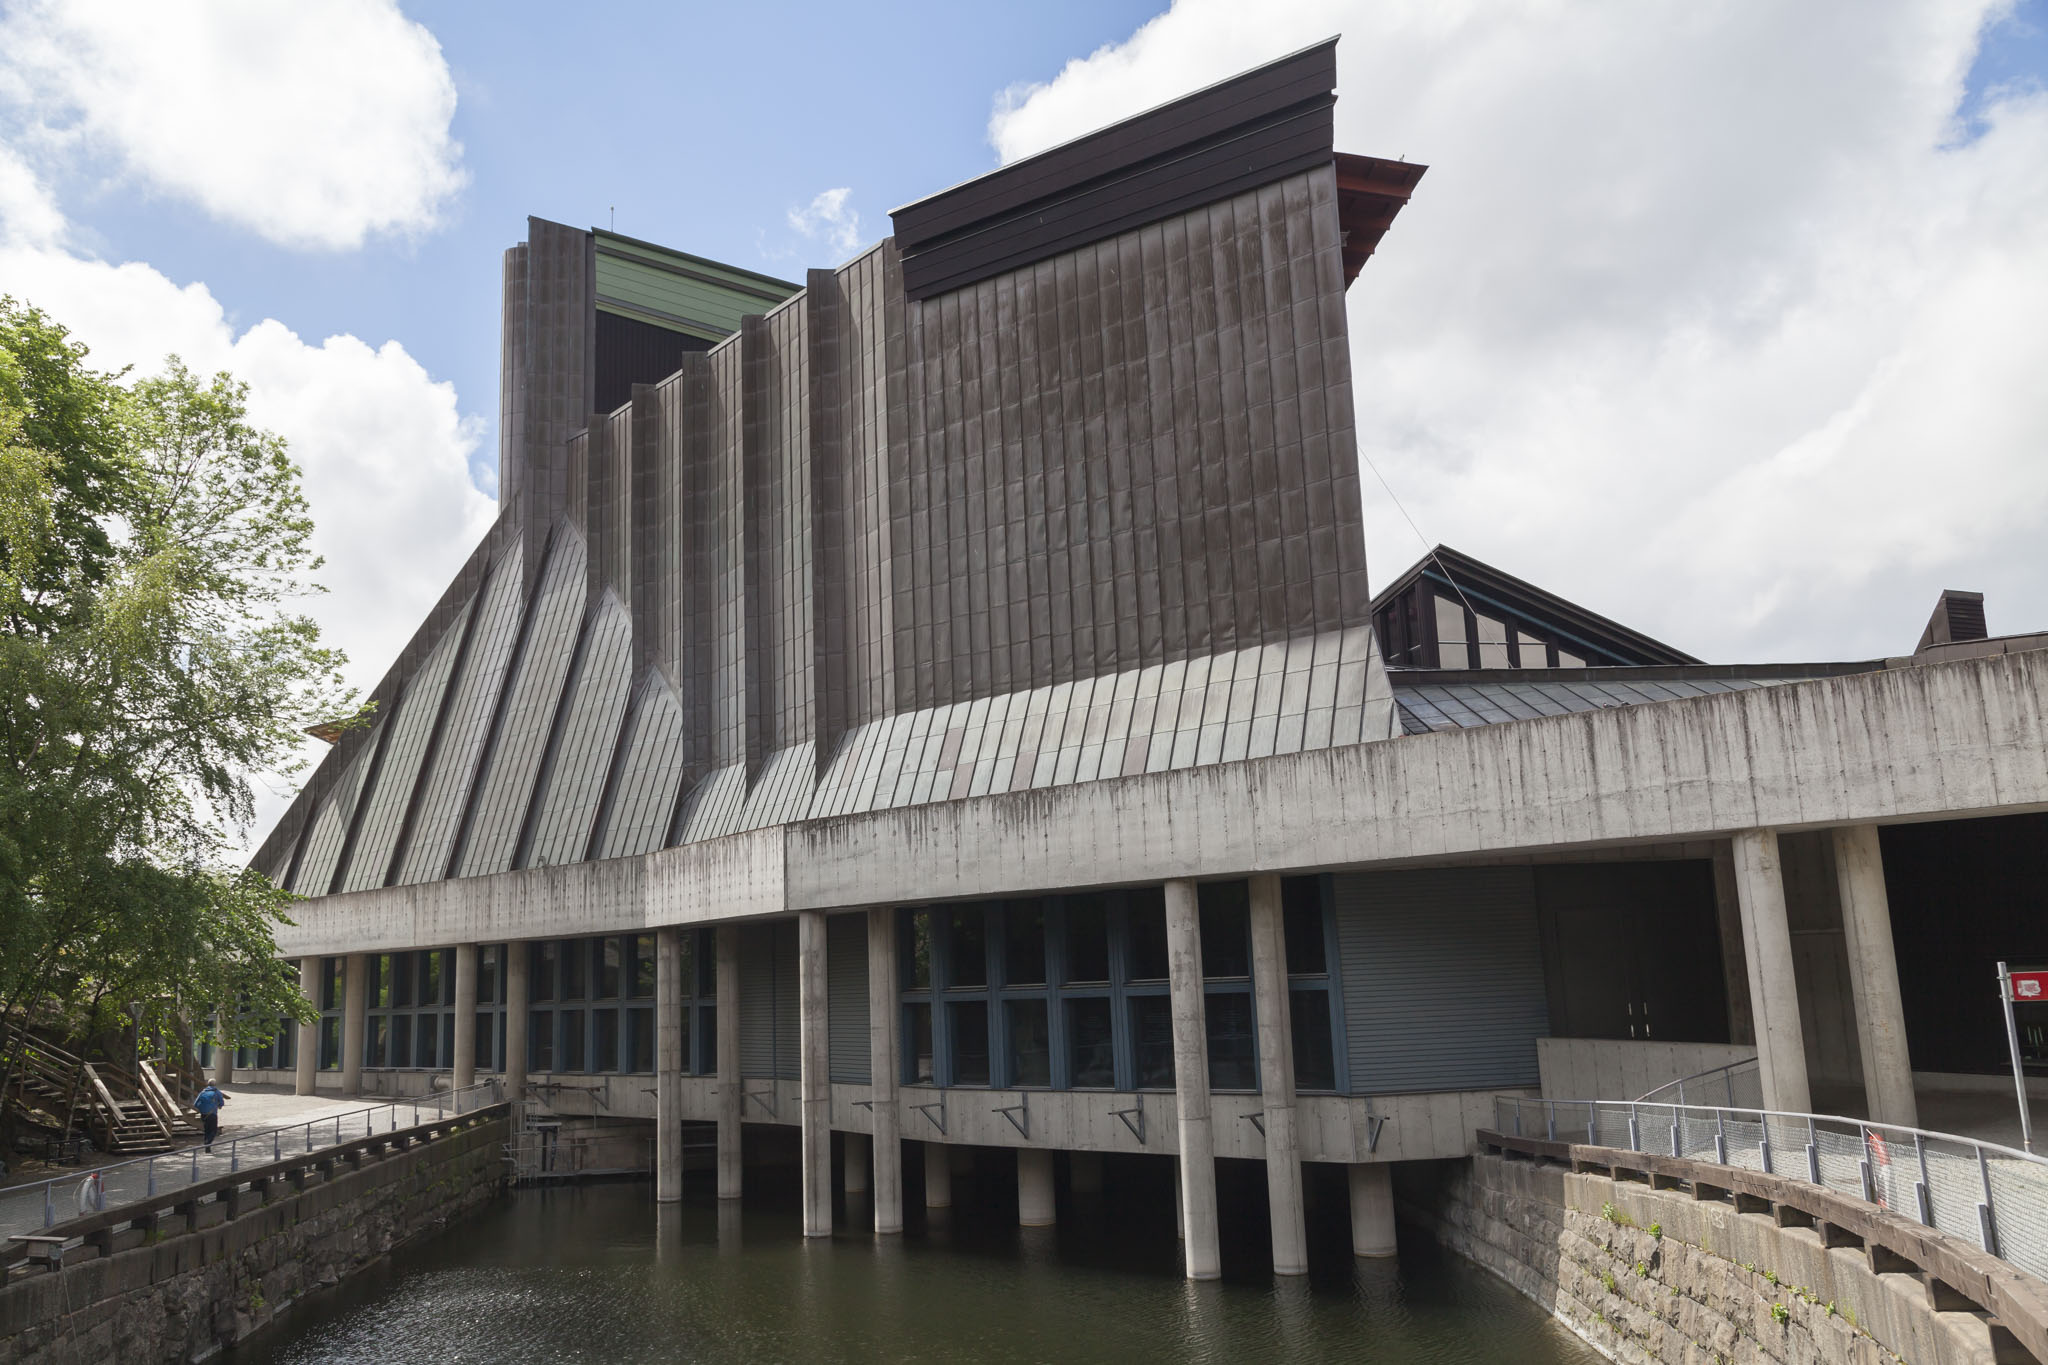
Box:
[1110, 1106, 1146, 1145]
[914, 1099, 946, 1135]
[994, 1096, 1029, 1139]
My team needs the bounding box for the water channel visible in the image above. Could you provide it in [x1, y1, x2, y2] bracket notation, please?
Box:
[236, 1169, 1604, 1364]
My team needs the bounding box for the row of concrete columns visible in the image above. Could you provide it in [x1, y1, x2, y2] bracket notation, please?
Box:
[1727, 824, 1917, 1127]
[284, 821, 1914, 1276]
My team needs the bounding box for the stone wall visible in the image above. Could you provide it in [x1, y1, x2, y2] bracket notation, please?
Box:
[1400, 1153, 2017, 1365]
[0, 1115, 507, 1364]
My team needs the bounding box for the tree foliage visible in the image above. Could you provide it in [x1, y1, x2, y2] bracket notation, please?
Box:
[0, 298, 350, 1059]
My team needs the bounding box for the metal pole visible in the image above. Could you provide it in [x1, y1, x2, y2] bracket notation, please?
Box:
[1914, 1131, 1933, 1225]
[43, 1181, 52, 1228]
[1977, 1144, 2000, 1256]
[1628, 1102, 1641, 1151]
[1806, 1115, 1821, 1185]
[1998, 962, 2035, 1153]
[1715, 1108, 1728, 1165]
[147, 1155, 156, 1198]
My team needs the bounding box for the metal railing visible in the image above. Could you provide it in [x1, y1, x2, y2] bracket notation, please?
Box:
[1633, 1055, 1761, 1108]
[0, 1080, 501, 1240]
[1495, 1094, 2048, 1285]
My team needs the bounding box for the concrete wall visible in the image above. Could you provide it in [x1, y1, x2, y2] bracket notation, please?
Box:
[1537, 1039, 1756, 1104]
[1404, 1152, 2015, 1365]
[0, 1116, 506, 1364]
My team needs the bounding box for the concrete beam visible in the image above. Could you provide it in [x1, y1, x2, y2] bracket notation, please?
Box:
[1834, 824, 1918, 1128]
[1166, 879, 1221, 1281]
[1249, 873, 1307, 1275]
[798, 910, 831, 1237]
[1733, 829, 1812, 1114]
[867, 907, 903, 1233]
[273, 651, 2048, 957]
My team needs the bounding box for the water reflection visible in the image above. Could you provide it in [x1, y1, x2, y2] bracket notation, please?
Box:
[233, 1178, 1603, 1365]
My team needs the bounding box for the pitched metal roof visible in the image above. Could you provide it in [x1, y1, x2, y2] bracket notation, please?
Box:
[1389, 664, 1878, 735]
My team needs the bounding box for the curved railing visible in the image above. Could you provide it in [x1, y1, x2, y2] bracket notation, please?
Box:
[1633, 1055, 1761, 1107]
[1494, 1093, 2048, 1286]
[0, 1080, 501, 1240]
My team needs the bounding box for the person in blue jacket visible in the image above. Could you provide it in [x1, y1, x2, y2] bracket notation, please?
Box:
[193, 1081, 228, 1152]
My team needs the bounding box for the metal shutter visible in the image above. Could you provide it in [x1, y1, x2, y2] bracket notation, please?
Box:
[828, 913, 871, 1084]
[1334, 867, 1549, 1093]
[739, 924, 777, 1079]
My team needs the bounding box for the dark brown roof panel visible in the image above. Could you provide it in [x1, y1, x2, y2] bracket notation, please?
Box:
[891, 40, 1347, 301]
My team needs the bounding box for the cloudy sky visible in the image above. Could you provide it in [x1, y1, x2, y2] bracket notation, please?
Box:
[2, 0, 2044, 842]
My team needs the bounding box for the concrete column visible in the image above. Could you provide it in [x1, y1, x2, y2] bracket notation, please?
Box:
[341, 952, 367, 1096]
[1018, 1148, 1056, 1227]
[656, 927, 685, 1204]
[844, 1132, 872, 1195]
[452, 944, 478, 1091]
[798, 910, 832, 1238]
[503, 943, 528, 1102]
[923, 1140, 952, 1208]
[1249, 874, 1308, 1276]
[1732, 829, 1812, 1114]
[1348, 1163, 1397, 1257]
[1165, 878, 1221, 1281]
[867, 907, 903, 1234]
[213, 1019, 234, 1087]
[1834, 824, 1918, 1128]
[1070, 1151, 1103, 1196]
[1710, 843, 1756, 1046]
[716, 925, 742, 1200]
[294, 958, 320, 1096]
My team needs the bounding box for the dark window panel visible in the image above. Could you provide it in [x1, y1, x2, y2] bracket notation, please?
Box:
[631, 934, 658, 999]
[529, 1010, 554, 1071]
[531, 942, 558, 1003]
[1127, 894, 1169, 980]
[904, 912, 933, 991]
[1004, 900, 1047, 986]
[1205, 991, 1257, 1089]
[560, 940, 586, 1001]
[594, 1008, 619, 1072]
[1129, 994, 1175, 1089]
[595, 938, 623, 999]
[1198, 882, 1252, 978]
[1282, 876, 1327, 975]
[950, 1000, 990, 1085]
[562, 1008, 585, 1072]
[473, 1012, 494, 1069]
[946, 908, 988, 989]
[392, 1015, 413, 1069]
[478, 946, 500, 1006]
[1066, 895, 1111, 983]
[904, 1002, 934, 1084]
[1067, 997, 1115, 1088]
[1290, 989, 1336, 1091]
[1007, 999, 1051, 1086]
[628, 1006, 654, 1074]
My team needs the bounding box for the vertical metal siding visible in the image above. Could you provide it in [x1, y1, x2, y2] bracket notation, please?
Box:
[827, 913, 869, 1083]
[592, 672, 686, 859]
[738, 924, 776, 1079]
[525, 591, 634, 867]
[1334, 867, 1549, 1093]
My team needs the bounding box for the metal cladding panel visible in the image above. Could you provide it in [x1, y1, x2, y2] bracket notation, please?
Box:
[674, 762, 746, 846]
[738, 921, 800, 1080]
[890, 165, 1368, 715]
[1332, 867, 1549, 1094]
[593, 671, 687, 860]
[336, 599, 472, 893]
[826, 912, 869, 1084]
[458, 527, 587, 877]
[288, 724, 384, 895]
[526, 591, 635, 869]
[593, 310, 712, 415]
[397, 545, 525, 884]
[892, 40, 1339, 300]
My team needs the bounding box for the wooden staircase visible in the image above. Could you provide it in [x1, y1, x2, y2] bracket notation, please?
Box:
[2, 1033, 194, 1155]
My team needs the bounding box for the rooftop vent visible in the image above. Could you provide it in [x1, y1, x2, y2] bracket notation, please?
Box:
[1916, 589, 1988, 653]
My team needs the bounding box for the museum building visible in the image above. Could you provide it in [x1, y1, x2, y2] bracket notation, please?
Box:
[239, 40, 2048, 1278]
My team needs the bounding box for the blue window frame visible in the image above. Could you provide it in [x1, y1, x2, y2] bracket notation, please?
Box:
[524, 931, 708, 1075]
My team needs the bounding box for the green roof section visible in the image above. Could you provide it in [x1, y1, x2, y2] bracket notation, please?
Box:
[592, 229, 801, 341]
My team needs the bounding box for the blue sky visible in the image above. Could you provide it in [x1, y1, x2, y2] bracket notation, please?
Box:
[40, 0, 1167, 493]
[4, 0, 2046, 790]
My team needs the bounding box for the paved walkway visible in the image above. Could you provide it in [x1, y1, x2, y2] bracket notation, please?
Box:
[0, 1083, 489, 1242]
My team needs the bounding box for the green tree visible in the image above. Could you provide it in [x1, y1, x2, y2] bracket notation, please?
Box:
[0, 299, 350, 1101]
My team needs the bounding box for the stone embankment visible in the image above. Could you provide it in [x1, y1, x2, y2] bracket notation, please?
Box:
[0, 1107, 507, 1363]
[1402, 1151, 2034, 1365]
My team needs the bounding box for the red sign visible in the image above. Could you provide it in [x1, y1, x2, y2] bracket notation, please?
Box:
[2009, 970, 2048, 1002]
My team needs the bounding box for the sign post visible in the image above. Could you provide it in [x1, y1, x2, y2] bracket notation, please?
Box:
[1996, 962, 2041, 1153]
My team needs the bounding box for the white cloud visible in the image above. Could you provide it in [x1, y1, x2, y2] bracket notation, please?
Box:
[787, 187, 865, 260]
[0, 236, 495, 846]
[991, 1, 2048, 662]
[0, 0, 464, 250]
